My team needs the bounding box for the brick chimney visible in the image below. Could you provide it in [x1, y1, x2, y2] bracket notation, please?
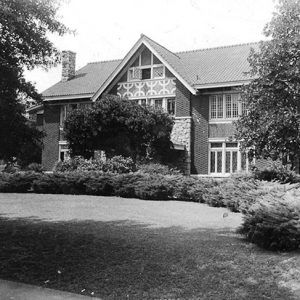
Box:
[61, 50, 76, 82]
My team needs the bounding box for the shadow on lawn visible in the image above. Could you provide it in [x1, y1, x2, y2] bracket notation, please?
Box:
[0, 216, 295, 300]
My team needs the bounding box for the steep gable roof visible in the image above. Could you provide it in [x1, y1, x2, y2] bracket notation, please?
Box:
[42, 35, 258, 100]
[91, 34, 197, 100]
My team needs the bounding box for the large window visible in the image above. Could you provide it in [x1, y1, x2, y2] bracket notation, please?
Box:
[133, 97, 175, 115]
[209, 93, 246, 121]
[127, 49, 165, 81]
[209, 141, 249, 175]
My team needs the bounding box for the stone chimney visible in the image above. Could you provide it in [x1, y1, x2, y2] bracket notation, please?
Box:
[61, 50, 76, 82]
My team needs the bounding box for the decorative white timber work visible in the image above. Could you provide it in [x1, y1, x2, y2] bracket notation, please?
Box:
[117, 78, 176, 99]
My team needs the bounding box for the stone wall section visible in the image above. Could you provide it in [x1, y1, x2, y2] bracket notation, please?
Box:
[171, 117, 192, 174]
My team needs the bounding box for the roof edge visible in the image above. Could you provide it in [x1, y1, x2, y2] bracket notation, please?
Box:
[43, 93, 93, 101]
[176, 41, 259, 55]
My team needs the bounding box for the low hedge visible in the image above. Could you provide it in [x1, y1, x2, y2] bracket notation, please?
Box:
[0, 171, 266, 213]
[54, 156, 136, 173]
[0, 172, 40, 193]
[238, 184, 300, 251]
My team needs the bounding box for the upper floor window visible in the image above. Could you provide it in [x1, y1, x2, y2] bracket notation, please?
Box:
[209, 93, 246, 121]
[167, 98, 175, 115]
[132, 97, 175, 115]
[127, 48, 165, 81]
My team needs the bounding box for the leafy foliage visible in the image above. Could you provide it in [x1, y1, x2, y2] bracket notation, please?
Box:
[0, 0, 69, 164]
[238, 184, 300, 251]
[64, 95, 174, 163]
[54, 155, 136, 173]
[235, 0, 300, 170]
[252, 160, 300, 183]
[0, 172, 39, 192]
[136, 163, 181, 175]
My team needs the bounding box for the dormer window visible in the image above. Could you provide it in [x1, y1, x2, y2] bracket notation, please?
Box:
[127, 48, 165, 81]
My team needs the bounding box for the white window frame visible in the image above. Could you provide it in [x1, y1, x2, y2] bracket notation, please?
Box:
[208, 139, 249, 176]
[127, 51, 165, 81]
[58, 141, 70, 162]
[209, 93, 245, 123]
[133, 97, 175, 115]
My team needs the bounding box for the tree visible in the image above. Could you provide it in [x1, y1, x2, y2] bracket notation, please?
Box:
[0, 0, 69, 165]
[235, 0, 300, 171]
[64, 95, 174, 163]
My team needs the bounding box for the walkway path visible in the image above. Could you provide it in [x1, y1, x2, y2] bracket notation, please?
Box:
[0, 279, 101, 300]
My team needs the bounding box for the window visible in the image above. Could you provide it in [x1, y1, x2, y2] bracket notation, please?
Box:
[153, 66, 164, 78]
[127, 48, 165, 81]
[128, 68, 141, 81]
[141, 68, 151, 80]
[210, 93, 244, 121]
[141, 48, 151, 66]
[209, 141, 249, 174]
[140, 99, 147, 107]
[134, 97, 175, 115]
[210, 95, 223, 119]
[59, 143, 70, 162]
[154, 99, 163, 110]
[167, 98, 175, 115]
[60, 105, 67, 127]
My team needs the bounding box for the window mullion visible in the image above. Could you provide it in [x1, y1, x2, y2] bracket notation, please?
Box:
[223, 94, 226, 119]
[222, 142, 226, 174]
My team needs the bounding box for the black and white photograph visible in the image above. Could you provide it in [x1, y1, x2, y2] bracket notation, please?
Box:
[0, 0, 300, 299]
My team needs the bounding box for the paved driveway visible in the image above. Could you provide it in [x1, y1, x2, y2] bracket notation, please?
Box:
[0, 193, 242, 230]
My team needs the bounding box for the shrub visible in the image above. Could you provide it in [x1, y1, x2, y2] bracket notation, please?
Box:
[0, 172, 39, 193]
[113, 174, 144, 198]
[238, 184, 300, 251]
[25, 163, 44, 173]
[202, 177, 263, 213]
[54, 156, 88, 172]
[252, 161, 300, 183]
[54, 156, 136, 174]
[84, 175, 115, 196]
[2, 163, 20, 174]
[171, 176, 214, 202]
[101, 156, 136, 173]
[136, 163, 181, 175]
[32, 174, 63, 194]
[134, 175, 174, 200]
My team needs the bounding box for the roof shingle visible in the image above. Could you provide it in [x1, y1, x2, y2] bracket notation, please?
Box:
[42, 35, 258, 98]
[42, 59, 121, 98]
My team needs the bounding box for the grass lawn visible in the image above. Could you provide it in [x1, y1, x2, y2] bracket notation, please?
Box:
[0, 193, 298, 299]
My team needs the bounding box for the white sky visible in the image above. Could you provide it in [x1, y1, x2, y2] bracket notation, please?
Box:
[25, 0, 276, 93]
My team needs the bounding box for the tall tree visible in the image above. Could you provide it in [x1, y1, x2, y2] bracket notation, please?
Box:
[235, 0, 300, 171]
[64, 95, 174, 163]
[0, 0, 69, 164]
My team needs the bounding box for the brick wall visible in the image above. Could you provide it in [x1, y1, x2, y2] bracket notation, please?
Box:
[42, 105, 60, 170]
[175, 80, 190, 117]
[209, 123, 236, 138]
[191, 94, 209, 174]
